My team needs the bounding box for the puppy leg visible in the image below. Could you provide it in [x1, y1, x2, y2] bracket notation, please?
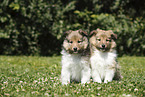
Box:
[81, 65, 91, 84]
[104, 68, 115, 83]
[61, 67, 70, 85]
[92, 69, 102, 83]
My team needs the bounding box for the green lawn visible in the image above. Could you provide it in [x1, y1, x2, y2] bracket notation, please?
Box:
[0, 56, 144, 97]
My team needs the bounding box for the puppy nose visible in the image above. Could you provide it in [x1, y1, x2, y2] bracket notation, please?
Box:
[73, 47, 77, 51]
[102, 44, 105, 48]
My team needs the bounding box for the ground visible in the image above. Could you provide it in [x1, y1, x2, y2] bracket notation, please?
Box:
[0, 56, 144, 96]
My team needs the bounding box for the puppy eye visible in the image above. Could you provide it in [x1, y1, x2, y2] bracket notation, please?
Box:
[78, 40, 82, 43]
[97, 39, 101, 41]
[106, 39, 111, 42]
[69, 41, 73, 43]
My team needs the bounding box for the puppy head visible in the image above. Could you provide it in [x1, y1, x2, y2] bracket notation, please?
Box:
[90, 28, 117, 52]
[63, 29, 88, 54]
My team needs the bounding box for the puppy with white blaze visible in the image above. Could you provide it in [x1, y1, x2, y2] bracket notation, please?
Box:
[89, 29, 121, 83]
[61, 30, 91, 85]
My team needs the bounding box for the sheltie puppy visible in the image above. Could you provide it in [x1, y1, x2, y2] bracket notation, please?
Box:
[89, 28, 121, 83]
[61, 30, 91, 85]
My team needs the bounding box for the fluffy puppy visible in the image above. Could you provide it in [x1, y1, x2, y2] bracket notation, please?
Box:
[61, 29, 91, 85]
[89, 28, 121, 83]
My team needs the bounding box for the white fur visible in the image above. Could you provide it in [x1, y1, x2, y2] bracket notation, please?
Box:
[90, 49, 117, 83]
[61, 50, 91, 85]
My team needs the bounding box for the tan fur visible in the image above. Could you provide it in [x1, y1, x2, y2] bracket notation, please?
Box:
[63, 30, 89, 54]
[90, 28, 117, 54]
[89, 28, 121, 82]
[61, 30, 91, 84]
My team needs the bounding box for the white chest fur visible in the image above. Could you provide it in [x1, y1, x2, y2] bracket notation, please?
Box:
[61, 50, 91, 85]
[90, 49, 117, 83]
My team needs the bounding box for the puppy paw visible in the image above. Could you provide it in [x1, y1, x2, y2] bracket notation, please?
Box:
[104, 80, 108, 83]
[81, 81, 90, 84]
[93, 79, 102, 83]
[104, 79, 112, 83]
[62, 82, 68, 85]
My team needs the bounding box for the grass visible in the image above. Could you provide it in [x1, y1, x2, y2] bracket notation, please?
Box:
[0, 56, 144, 97]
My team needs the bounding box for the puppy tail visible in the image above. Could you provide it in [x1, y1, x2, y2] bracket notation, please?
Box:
[113, 70, 123, 80]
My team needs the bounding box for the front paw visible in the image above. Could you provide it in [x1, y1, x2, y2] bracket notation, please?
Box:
[61, 79, 70, 85]
[81, 77, 90, 84]
[104, 80, 108, 83]
[62, 82, 69, 85]
[93, 78, 102, 83]
[81, 80, 90, 84]
[104, 79, 112, 83]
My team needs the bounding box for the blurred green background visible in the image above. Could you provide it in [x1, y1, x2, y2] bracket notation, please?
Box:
[0, 0, 145, 56]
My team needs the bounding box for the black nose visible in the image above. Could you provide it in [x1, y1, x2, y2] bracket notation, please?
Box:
[102, 44, 105, 48]
[73, 47, 77, 51]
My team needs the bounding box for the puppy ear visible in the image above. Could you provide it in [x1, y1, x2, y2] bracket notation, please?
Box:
[96, 28, 102, 31]
[64, 30, 72, 35]
[110, 30, 117, 39]
[89, 30, 97, 37]
[78, 29, 88, 37]
[62, 30, 72, 38]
